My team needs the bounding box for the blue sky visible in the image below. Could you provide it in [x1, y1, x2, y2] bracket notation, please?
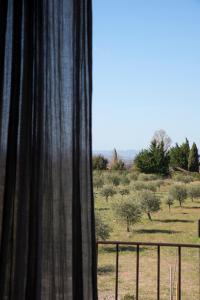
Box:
[92, 0, 200, 150]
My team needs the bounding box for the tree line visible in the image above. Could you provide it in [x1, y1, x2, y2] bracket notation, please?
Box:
[93, 130, 199, 175]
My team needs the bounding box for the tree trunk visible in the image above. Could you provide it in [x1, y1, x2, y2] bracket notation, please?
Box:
[127, 218, 130, 232]
[168, 205, 171, 212]
[147, 212, 152, 221]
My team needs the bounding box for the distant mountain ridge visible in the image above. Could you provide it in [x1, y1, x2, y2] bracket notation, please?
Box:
[93, 149, 138, 162]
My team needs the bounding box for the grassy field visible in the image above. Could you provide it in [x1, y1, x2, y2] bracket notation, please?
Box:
[94, 171, 200, 299]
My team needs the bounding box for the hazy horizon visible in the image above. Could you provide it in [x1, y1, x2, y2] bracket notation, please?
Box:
[93, 0, 200, 150]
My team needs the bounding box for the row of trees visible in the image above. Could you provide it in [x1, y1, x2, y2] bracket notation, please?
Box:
[169, 138, 199, 172]
[135, 131, 199, 175]
[99, 180, 200, 207]
[93, 130, 199, 175]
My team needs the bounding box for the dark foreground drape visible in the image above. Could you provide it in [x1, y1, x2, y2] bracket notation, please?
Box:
[0, 0, 97, 299]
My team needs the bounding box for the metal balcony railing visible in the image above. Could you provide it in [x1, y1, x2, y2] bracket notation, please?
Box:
[96, 241, 200, 300]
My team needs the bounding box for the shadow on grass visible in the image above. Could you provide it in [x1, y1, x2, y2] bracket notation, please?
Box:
[183, 206, 200, 209]
[155, 219, 193, 223]
[136, 229, 180, 234]
[98, 265, 115, 275]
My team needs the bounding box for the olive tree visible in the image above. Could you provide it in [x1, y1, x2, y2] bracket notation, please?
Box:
[100, 185, 116, 201]
[95, 212, 111, 240]
[169, 184, 187, 207]
[165, 195, 174, 212]
[138, 191, 161, 221]
[113, 198, 142, 232]
[187, 185, 200, 202]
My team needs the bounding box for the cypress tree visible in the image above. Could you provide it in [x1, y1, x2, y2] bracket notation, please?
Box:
[112, 148, 118, 164]
[169, 143, 181, 168]
[188, 143, 199, 172]
[180, 138, 190, 170]
[169, 138, 190, 170]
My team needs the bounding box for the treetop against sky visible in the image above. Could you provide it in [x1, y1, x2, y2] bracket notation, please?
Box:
[93, 0, 200, 150]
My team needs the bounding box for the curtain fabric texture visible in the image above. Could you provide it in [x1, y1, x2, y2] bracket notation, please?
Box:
[0, 0, 97, 299]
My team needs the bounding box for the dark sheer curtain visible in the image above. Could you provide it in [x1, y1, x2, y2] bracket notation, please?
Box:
[0, 0, 97, 299]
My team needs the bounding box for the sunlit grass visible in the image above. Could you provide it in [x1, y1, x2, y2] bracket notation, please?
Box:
[94, 172, 200, 299]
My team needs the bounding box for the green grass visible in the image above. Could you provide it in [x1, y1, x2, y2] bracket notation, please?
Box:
[94, 172, 200, 299]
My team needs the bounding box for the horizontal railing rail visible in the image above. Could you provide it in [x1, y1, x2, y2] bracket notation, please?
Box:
[96, 241, 200, 300]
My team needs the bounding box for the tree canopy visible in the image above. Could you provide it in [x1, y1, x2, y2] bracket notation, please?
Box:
[93, 155, 108, 170]
[188, 143, 199, 172]
[134, 140, 169, 175]
[169, 138, 190, 170]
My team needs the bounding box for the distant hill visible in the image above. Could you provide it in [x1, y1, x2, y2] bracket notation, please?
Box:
[93, 149, 138, 163]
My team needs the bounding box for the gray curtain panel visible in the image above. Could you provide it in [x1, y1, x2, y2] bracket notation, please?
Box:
[0, 0, 97, 299]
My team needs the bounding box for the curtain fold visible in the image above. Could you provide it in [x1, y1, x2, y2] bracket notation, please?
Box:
[0, 0, 97, 299]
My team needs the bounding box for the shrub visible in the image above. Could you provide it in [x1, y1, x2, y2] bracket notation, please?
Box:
[145, 182, 157, 192]
[154, 180, 165, 189]
[119, 188, 130, 198]
[95, 213, 111, 240]
[121, 176, 130, 186]
[93, 177, 104, 190]
[93, 155, 108, 170]
[131, 181, 147, 191]
[110, 159, 126, 170]
[169, 184, 187, 207]
[138, 191, 161, 221]
[128, 172, 139, 181]
[100, 186, 116, 201]
[113, 198, 142, 232]
[191, 172, 200, 181]
[173, 173, 193, 184]
[108, 175, 120, 186]
[138, 173, 160, 181]
[131, 181, 157, 192]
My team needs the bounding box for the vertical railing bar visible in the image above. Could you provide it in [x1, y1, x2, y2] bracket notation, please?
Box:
[136, 244, 140, 300]
[178, 246, 181, 300]
[115, 243, 119, 300]
[157, 245, 160, 300]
